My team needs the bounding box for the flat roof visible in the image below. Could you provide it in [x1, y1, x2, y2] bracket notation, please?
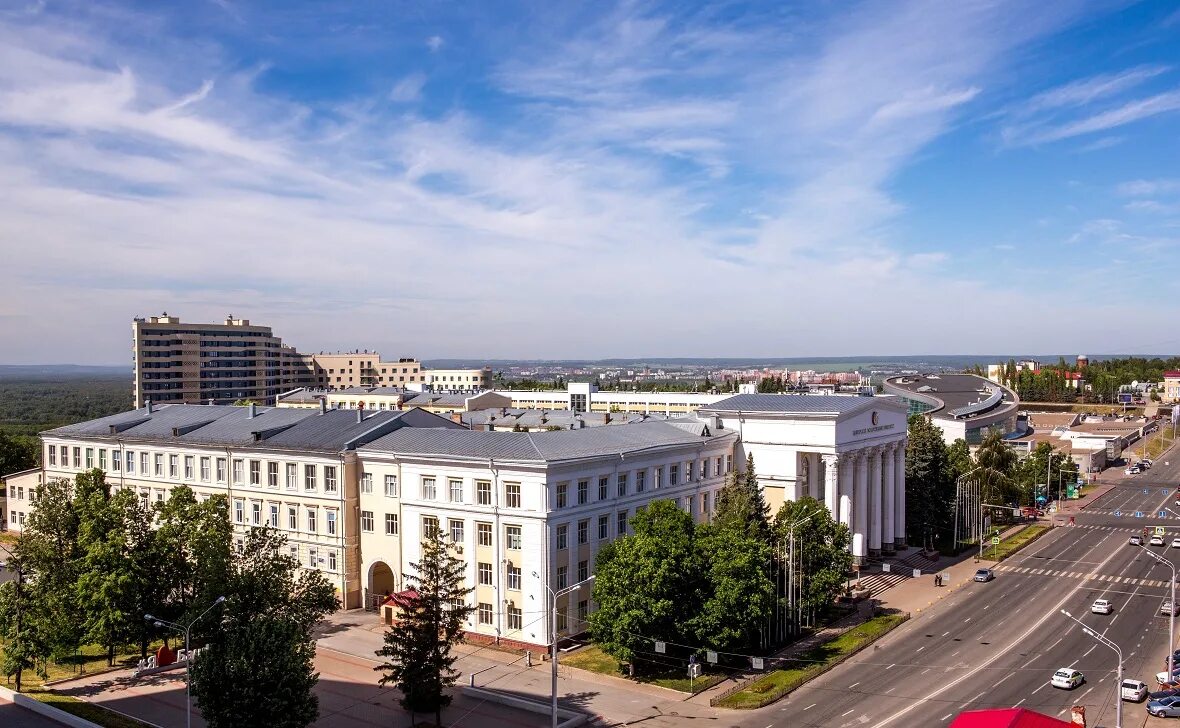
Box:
[884, 374, 1018, 420]
[699, 393, 892, 416]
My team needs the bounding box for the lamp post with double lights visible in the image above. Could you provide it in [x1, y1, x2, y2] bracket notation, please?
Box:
[1059, 609, 1122, 728]
[145, 596, 226, 728]
[534, 572, 594, 728]
[1141, 543, 1176, 678]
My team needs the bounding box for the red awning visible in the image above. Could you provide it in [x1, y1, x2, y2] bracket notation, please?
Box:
[949, 708, 1075, 728]
[381, 589, 419, 608]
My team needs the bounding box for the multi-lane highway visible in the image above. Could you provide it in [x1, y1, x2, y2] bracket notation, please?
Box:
[771, 454, 1180, 727]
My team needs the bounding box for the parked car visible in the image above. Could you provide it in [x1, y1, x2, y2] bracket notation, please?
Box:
[1131, 535, 1143, 546]
[1149, 687, 1180, 701]
[1052, 668, 1085, 689]
[1148, 695, 1180, 718]
[1156, 668, 1180, 685]
[974, 568, 994, 583]
[1126, 465, 1143, 475]
[1138, 461, 1151, 470]
[1163, 600, 1178, 617]
[1152, 535, 1166, 547]
[1123, 679, 1150, 702]
[1092, 599, 1113, 615]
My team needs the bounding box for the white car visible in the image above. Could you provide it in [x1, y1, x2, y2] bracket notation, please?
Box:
[1152, 535, 1166, 547]
[1092, 599, 1113, 615]
[1126, 466, 1142, 475]
[1122, 678, 1149, 702]
[1052, 668, 1085, 689]
[1163, 600, 1179, 616]
[1131, 535, 1143, 546]
[1171, 538, 1180, 549]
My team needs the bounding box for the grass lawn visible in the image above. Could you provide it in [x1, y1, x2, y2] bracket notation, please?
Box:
[0, 640, 161, 691]
[562, 645, 726, 694]
[25, 689, 155, 728]
[715, 613, 906, 709]
[989, 524, 1049, 562]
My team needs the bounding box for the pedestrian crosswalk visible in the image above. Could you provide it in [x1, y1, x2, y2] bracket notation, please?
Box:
[993, 563, 1172, 588]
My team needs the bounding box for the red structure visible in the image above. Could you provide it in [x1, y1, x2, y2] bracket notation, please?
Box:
[950, 708, 1077, 728]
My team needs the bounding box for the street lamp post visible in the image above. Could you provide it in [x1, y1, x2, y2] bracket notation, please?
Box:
[145, 596, 226, 728]
[533, 572, 595, 728]
[1141, 544, 1176, 678]
[786, 511, 818, 636]
[1060, 609, 1122, 728]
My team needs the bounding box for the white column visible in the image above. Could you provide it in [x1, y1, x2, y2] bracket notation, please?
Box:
[822, 454, 840, 518]
[838, 457, 853, 530]
[894, 439, 907, 547]
[869, 446, 882, 555]
[882, 443, 895, 553]
[809, 452, 820, 502]
[853, 450, 868, 564]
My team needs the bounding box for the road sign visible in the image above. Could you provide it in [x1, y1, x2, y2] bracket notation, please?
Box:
[912, 568, 921, 578]
[1137, 511, 1145, 518]
[1115, 510, 1122, 517]
[991, 536, 1000, 545]
[1162, 511, 1169, 518]
[882, 563, 891, 573]
[751, 657, 764, 670]
[1157, 527, 1167, 536]
[655, 641, 666, 654]
[1145, 489, 1150, 494]
[706, 650, 717, 664]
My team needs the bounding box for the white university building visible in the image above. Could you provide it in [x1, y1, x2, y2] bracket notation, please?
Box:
[2, 393, 906, 650]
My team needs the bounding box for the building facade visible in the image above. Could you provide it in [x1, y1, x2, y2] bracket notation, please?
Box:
[426, 368, 493, 393]
[883, 373, 1020, 446]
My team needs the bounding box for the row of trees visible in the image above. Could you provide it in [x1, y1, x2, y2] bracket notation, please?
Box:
[0, 469, 337, 728]
[588, 457, 851, 668]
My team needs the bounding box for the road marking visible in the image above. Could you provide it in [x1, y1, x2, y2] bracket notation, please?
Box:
[994, 674, 1011, 687]
[886, 664, 895, 670]
[916, 646, 926, 653]
[983, 605, 990, 610]
[942, 631, 950, 637]
[1015, 698, 1026, 707]
[1084, 645, 1096, 657]
[849, 682, 860, 689]
[842, 709, 855, 717]
[804, 703, 816, 711]
[941, 714, 952, 721]
[964, 617, 972, 623]
[920, 668, 931, 675]
[1032, 682, 1046, 694]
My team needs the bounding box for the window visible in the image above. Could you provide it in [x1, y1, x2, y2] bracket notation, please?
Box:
[183, 455, 194, 480]
[715, 457, 723, 477]
[285, 463, 297, 489]
[476, 480, 491, 505]
[449, 518, 465, 543]
[86, 448, 94, 468]
[556, 524, 568, 550]
[478, 562, 493, 585]
[617, 473, 627, 497]
[689, 460, 697, 482]
[703, 491, 711, 515]
[269, 504, 279, 527]
[449, 479, 463, 503]
[578, 560, 588, 582]
[577, 600, 588, 622]
[169, 454, 178, 478]
[232, 459, 243, 484]
[249, 460, 261, 486]
[73, 447, 81, 468]
[126, 451, 135, 474]
[506, 565, 521, 590]
[598, 515, 609, 540]
[47, 445, 56, 466]
[670, 464, 679, 486]
[234, 500, 244, 523]
[361, 510, 374, 532]
[268, 462, 279, 488]
[726, 454, 732, 473]
[557, 565, 568, 589]
[326, 510, 337, 536]
[505, 482, 521, 508]
[636, 470, 646, 493]
[98, 449, 107, 470]
[477, 522, 492, 546]
[617, 511, 627, 536]
[307, 508, 318, 533]
[384, 513, 398, 535]
[577, 519, 588, 544]
[251, 502, 261, 525]
[556, 482, 568, 509]
[507, 606, 522, 631]
[478, 603, 493, 625]
[577, 480, 588, 505]
[110, 450, 120, 471]
[423, 516, 440, 538]
[385, 475, 398, 497]
[598, 476, 608, 500]
[324, 466, 338, 493]
[327, 551, 338, 571]
[506, 525, 522, 550]
[421, 477, 437, 500]
[361, 473, 372, 494]
[308, 548, 318, 569]
[216, 458, 226, 483]
[288, 506, 298, 530]
[557, 610, 568, 633]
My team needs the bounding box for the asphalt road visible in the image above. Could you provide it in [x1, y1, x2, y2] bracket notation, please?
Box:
[767, 454, 1180, 728]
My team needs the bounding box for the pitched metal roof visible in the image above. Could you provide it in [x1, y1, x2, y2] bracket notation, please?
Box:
[361, 419, 733, 462]
[44, 404, 239, 438]
[698, 393, 880, 415]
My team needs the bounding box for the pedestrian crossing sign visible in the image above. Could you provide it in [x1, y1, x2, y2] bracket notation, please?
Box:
[1157, 527, 1166, 536]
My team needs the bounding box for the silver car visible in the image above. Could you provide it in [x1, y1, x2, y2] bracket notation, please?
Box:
[1148, 695, 1180, 717]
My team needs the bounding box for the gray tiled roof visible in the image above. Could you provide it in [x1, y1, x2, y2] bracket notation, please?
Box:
[361, 419, 733, 462]
[168, 407, 318, 446]
[699, 393, 879, 415]
[44, 404, 238, 438]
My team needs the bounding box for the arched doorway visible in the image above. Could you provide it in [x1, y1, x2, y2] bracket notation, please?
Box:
[367, 561, 396, 611]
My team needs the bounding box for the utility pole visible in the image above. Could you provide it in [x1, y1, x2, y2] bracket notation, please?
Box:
[1060, 609, 1122, 728]
[1141, 544, 1176, 678]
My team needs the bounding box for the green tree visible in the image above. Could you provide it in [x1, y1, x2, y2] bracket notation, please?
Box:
[375, 529, 474, 726]
[589, 500, 702, 666]
[690, 520, 773, 651]
[905, 416, 954, 551]
[190, 527, 338, 728]
[1018, 442, 1077, 505]
[712, 453, 769, 540]
[774, 497, 851, 627]
[946, 438, 973, 482]
[972, 430, 1018, 505]
[0, 555, 47, 691]
[0, 429, 39, 475]
[153, 487, 233, 642]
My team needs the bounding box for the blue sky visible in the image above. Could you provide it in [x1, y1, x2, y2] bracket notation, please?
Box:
[1, 0, 1179, 364]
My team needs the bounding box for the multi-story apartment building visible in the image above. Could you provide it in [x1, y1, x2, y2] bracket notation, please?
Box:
[302, 353, 423, 389]
[425, 367, 493, 393]
[19, 402, 463, 608]
[133, 314, 308, 407]
[355, 419, 737, 647]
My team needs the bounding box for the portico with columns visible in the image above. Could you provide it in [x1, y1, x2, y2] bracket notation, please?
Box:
[699, 393, 909, 564]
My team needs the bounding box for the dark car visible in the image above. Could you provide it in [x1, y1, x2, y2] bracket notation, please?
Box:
[1149, 688, 1180, 701]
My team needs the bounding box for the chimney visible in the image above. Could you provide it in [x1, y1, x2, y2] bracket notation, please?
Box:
[450, 412, 463, 425]
[146, 399, 153, 414]
[357, 408, 364, 424]
[208, 398, 214, 406]
[248, 402, 257, 419]
[320, 398, 328, 415]
[603, 413, 611, 424]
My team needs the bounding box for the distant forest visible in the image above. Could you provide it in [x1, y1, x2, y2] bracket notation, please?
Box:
[0, 374, 128, 476]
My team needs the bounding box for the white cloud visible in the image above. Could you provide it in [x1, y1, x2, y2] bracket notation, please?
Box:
[426, 35, 443, 52]
[389, 72, 426, 103]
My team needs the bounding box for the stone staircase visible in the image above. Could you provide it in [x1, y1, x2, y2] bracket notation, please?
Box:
[851, 549, 944, 598]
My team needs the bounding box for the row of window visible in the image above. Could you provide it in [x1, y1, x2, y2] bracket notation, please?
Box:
[553, 455, 730, 510]
[360, 474, 522, 507]
[232, 499, 340, 536]
[357, 512, 524, 549]
[472, 600, 587, 631]
[48, 445, 340, 494]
